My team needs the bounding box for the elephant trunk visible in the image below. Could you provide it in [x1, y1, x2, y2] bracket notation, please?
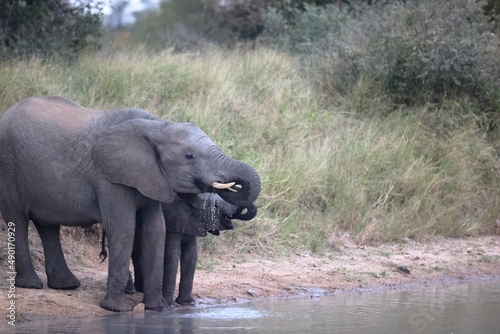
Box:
[211, 157, 261, 207]
[232, 201, 258, 221]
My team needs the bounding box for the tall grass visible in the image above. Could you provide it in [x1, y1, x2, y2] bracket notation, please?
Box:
[1, 47, 499, 253]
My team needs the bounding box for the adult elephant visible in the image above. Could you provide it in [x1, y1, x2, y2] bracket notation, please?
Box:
[0, 96, 261, 312]
[131, 193, 257, 307]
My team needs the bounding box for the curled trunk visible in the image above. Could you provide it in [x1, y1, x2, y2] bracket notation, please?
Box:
[211, 158, 261, 207]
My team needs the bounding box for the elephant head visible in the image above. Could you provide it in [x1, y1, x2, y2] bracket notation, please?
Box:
[165, 193, 258, 237]
[92, 119, 261, 207]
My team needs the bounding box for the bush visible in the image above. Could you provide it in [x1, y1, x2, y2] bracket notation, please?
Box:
[262, 3, 355, 54]
[361, 1, 499, 104]
[263, 0, 500, 113]
[0, 0, 103, 60]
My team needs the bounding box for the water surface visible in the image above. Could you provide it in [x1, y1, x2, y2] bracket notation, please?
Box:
[11, 278, 500, 333]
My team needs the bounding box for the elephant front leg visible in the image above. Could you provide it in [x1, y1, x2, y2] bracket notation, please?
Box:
[34, 222, 81, 289]
[176, 235, 197, 306]
[100, 216, 136, 312]
[164, 233, 182, 307]
[137, 203, 166, 311]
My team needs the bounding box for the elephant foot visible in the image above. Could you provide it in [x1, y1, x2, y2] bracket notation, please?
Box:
[165, 298, 176, 308]
[15, 273, 43, 289]
[176, 295, 196, 306]
[47, 274, 81, 290]
[145, 304, 165, 312]
[100, 295, 133, 312]
[142, 294, 166, 311]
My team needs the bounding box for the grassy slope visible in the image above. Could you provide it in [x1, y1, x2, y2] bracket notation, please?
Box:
[0, 47, 499, 253]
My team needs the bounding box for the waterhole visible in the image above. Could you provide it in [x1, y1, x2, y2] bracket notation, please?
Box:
[10, 278, 500, 333]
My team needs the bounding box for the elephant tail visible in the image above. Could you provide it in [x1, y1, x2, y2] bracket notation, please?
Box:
[99, 230, 108, 262]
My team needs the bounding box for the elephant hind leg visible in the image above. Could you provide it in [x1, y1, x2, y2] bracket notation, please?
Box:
[33, 222, 80, 289]
[0, 178, 42, 288]
[4, 213, 43, 288]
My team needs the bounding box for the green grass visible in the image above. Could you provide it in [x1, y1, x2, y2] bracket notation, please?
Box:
[1, 46, 499, 253]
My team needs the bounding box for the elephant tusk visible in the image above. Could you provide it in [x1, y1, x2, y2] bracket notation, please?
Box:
[227, 184, 243, 192]
[210, 181, 235, 190]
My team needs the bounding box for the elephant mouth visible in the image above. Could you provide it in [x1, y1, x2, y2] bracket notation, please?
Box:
[222, 216, 235, 229]
[208, 216, 234, 236]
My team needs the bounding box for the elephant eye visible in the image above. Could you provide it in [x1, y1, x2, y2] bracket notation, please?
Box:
[185, 154, 194, 160]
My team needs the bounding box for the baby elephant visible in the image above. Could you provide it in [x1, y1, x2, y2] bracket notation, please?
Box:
[131, 192, 257, 307]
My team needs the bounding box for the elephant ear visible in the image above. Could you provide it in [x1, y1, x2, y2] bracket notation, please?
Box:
[92, 119, 174, 203]
[163, 201, 207, 237]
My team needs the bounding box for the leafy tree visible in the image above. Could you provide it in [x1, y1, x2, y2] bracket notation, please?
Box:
[0, 0, 103, 60]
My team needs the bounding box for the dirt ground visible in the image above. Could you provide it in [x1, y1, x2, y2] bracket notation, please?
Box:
[1, 222, 499, 325]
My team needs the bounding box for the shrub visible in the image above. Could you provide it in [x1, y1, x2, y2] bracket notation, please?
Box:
[0, 0, 103, 60]
[262, 3, 355, 54]
[361, 0, 499, 105]
[263, 0, 500, 115]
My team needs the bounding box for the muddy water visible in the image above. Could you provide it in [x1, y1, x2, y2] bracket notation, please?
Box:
[11, 278, 500, 334]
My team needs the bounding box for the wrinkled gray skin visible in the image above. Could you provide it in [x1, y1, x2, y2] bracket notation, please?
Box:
[131, 193, 257, 307]
[0, 96, 261, 312]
